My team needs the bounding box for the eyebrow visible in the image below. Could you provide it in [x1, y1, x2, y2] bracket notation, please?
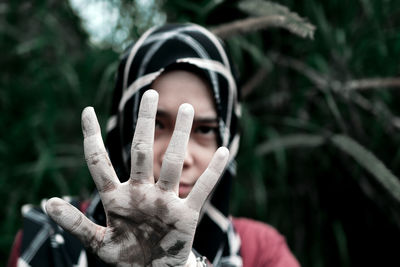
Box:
[156, 110, 218, 123]
[194, 117, 218, 124]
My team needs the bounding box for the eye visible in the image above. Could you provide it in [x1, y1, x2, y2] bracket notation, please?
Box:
[194, 125, 217, 135]
[155, 119, 164, 129]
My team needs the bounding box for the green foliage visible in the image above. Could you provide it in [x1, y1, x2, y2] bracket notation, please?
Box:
[0, 0, 118, 263]
[256, 134, 325, 155]
[257, 132, 400, 203]
[238, 0, 316, 39]
[330, 135, 400, 202]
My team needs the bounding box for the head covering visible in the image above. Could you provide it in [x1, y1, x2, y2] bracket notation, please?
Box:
[88, 23, 242, 266]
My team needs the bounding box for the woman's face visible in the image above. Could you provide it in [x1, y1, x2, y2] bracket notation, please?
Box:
[151, 69, 218, 198]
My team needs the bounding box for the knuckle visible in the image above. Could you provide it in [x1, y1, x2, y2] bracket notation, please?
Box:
[131, 141, 152, 152]
[85, 151, 108, 165]
[164, 152, 185, 163]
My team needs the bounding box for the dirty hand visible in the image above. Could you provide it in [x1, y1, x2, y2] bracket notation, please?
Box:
[45, 90, 229, 267]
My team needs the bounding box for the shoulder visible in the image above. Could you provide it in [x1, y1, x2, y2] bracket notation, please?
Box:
[232, 217, 300, 267]
[232, 217, 286, 252]
[232, 217, 282, 239]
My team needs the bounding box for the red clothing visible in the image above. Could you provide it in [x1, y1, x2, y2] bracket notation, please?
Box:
[7, 230, 22, 267]
[232, 218, 300, 267]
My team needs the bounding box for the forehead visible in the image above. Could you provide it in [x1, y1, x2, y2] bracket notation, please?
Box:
[151, 70, 217, 117]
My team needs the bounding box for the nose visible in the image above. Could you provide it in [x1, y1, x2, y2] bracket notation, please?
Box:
[183, 142, 194, 169]
[158, 137, 194, 168]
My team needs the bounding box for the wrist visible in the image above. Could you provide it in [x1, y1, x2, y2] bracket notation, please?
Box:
[185, 251, 197, 267]
[185, 251, 209, 267]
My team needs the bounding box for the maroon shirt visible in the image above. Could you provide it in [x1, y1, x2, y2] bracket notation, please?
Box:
[232, 218, 300, 267]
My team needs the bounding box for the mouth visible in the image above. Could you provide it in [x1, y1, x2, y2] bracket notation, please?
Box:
[179, 183, 193, 197]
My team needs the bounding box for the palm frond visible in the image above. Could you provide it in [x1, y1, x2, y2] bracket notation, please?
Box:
[238, 0, 316, 39]
[331, 135, 400, 203]
[256, 134, 325, 155]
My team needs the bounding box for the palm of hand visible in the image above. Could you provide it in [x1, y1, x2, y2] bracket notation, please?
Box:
[97, 183, 197, 266]
[46, 90, 229, 267]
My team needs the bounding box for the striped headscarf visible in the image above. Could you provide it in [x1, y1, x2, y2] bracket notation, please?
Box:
[90, 23, 242, 266]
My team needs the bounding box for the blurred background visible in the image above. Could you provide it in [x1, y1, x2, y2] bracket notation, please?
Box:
[1, 0, 400, 266]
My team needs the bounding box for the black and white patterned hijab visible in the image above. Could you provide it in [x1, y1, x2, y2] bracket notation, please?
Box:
[89, 23, 242, 266]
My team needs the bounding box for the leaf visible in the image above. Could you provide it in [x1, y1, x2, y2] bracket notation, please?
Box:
[239, 0, 293, 17]
[15, 38, 47, 55]
[257, 133, 400, 203]
[201, 0, 224, 16]
[332, 221, 350, 267]
[322, 88, 347, 133]
[238, 0, 316, 39]
[256, 134, 325, 155]
[330, 135, 400, 203]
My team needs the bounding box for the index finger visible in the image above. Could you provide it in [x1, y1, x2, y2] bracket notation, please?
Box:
[82, 107, 120, 196]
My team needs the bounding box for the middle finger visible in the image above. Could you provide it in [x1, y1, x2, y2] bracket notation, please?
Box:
[129, 90, 159, 183]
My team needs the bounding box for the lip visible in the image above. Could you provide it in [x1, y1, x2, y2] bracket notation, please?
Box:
[179, 183, 193, 197]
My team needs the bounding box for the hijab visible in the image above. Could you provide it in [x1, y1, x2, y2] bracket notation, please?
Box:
[88, 23, 242, 266]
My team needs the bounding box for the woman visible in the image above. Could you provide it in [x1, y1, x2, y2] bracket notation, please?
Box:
[9, 23, 299, 267]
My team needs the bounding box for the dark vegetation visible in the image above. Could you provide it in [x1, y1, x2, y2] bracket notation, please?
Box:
[1, 0, 400, 266]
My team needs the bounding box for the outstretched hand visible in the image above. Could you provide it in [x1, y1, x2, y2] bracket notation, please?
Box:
[45, 90, 229, 267]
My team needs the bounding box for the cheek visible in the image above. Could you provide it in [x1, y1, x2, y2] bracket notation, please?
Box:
[197, 145, 218, 173]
